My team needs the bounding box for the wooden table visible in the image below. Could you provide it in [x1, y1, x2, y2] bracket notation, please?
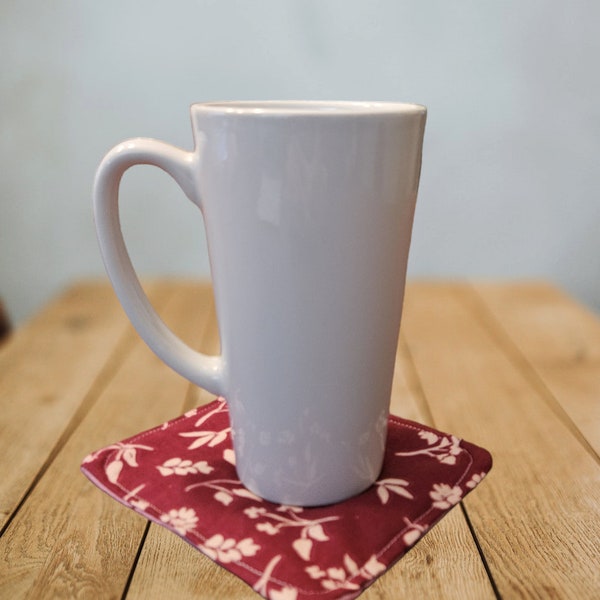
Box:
[1, 280, 599, 599]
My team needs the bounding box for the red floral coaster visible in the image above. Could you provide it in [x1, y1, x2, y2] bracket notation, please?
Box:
[81, 399, 492, 600]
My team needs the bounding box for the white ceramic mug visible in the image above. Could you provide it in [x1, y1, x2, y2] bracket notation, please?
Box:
[94, 101, 426, 506]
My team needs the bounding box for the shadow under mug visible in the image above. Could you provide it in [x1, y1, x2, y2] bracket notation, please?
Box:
[93, 101, 427, 506]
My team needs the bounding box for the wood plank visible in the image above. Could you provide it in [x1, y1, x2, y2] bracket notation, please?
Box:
[125, 287, 495, 599]
[0, 281, 135, 530]
[400, 281, 600, 599]
[0, 282, 215, 598]
[471, 281, 600, 457]
[472, 281, 600, 364]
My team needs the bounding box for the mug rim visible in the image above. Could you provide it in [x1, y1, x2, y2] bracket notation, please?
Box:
[191, 100, 426, 116]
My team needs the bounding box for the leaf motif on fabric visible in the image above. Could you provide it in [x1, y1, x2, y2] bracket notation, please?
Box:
[306, 565, 326, 580]
[419, 430, 440, 445]
[179, 428, 231, 450]
[257, 522, 279, 535]
[122, 448, 138, 467]
[223, 448, 236, 465]
[343, 553, 359, 575]
[156, 457, 213, 477]
[375, 478, 414, 504]
[232, 488, 262, 501]
[88, 442, 153, 483]
[105, 459, 123, 484]
[377, 485, 389, 504]
[185, 479, 264, 508]
[214, 490, 234, 506]
[305, 554, 385, 592]
[362, 555, 386, 578]
[292, 537, 313, 561]
[307, 523, 329, 542]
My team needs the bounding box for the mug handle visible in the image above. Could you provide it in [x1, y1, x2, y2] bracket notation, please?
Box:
[93, 137, 226, 396]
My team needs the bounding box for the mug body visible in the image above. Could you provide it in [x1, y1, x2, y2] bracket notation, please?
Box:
[192, 101, 426, 505]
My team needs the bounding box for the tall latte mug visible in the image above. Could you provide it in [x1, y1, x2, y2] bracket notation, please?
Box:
[94, 101, 427, 506]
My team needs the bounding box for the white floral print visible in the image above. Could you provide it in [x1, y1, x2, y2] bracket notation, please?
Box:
[81, 397, 492, 600]
[160, 507, 199, 535]
[177, 399, 231, 450]
[430, 483, 463, 509]
[244, 505, 339, 561]
[200, 534, 260, 563]
[157, 457, 213, 476]
[466, 472, 487, 489]
[83, 442, 154, 484]
[306, 553, 386, 592]
[396, 431, 463, 465]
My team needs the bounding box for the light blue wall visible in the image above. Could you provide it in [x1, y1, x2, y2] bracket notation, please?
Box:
[2, 1, 599, 323]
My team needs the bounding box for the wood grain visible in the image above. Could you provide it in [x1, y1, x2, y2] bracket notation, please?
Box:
[471, 281, 600, 457]
[400, 281, 600, 599]
[0, 282, 214, 598]
[0, 282, 135, 530]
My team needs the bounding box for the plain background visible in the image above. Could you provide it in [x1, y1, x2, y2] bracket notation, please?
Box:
[1, 1, 599, 325]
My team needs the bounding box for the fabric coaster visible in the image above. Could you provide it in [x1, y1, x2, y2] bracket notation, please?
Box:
[81, 398, 492, 600]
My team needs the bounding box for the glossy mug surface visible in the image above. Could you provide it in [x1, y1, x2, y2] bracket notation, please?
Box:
[93, 101, 427, 506]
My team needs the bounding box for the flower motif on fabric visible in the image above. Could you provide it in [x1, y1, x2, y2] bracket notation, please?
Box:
[157, 457, 214, 476]
[396, 431, 462, 465]
[306, 554, 386, 592]
[375, 478, 414, 504]
[160, 507, 199, 535]
[466, 472, 487, 489]
[200, 534, 260, 563]
[430, 483, 463, 509]
[244, 505, 339, 561]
